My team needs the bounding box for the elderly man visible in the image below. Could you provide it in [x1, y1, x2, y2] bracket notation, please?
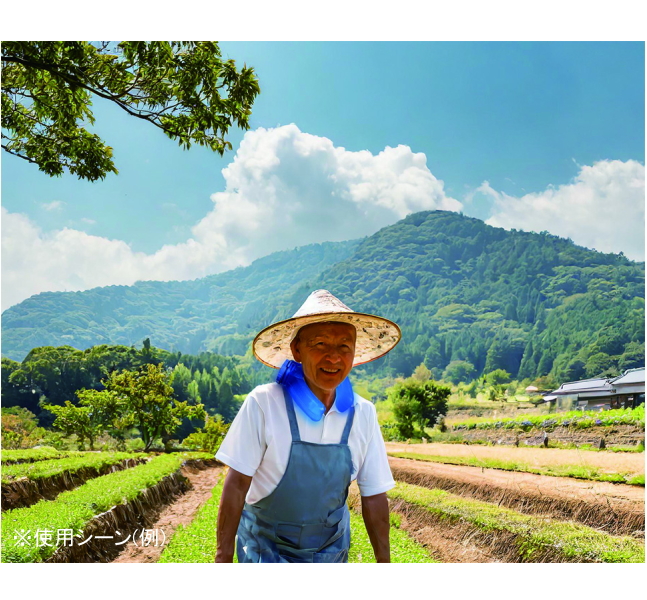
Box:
[215, 289, 401, 563]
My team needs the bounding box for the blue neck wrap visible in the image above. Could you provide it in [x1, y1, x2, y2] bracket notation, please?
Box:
[275, 359, 354, 422]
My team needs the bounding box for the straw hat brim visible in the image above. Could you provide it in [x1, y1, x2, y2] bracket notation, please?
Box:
[253, 310, 402, 369]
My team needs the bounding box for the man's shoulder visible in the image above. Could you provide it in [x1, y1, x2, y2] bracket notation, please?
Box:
[245, 382, 284, 409]
[352, 392, 378, 417]
[249, 382, 282, 396]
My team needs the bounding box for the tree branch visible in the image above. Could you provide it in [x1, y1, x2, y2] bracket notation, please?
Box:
[0, 144, 39, 164]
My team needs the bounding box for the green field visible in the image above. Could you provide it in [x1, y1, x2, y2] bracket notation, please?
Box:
[388, 481, 645, 563]
[2, 452, 139, 484]
[1, 452, 211, 563]
[450, 405, 645, 432]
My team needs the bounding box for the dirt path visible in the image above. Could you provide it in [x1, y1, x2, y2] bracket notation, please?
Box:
[389, 456, 645, 536]
[111, 464, 223, 563]
[386, 442, 645, 474]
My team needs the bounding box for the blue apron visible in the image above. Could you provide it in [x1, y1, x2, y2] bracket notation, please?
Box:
[236, 385, 355, 563]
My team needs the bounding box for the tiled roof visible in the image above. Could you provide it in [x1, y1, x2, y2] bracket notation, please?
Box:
[611, 368, 645, 386]
[558, 378, 612, 392]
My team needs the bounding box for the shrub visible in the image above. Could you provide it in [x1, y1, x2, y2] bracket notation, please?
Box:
[182, 414, 230, 454]
[389, 379, 450, 439]
[1, 407, 45, 449]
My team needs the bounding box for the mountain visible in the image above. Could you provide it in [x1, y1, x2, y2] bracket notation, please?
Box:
[1, 239, 360, 361]
[2, 211, 644, 381]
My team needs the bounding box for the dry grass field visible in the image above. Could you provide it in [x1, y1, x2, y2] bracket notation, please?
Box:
[385, 442, 645, 475]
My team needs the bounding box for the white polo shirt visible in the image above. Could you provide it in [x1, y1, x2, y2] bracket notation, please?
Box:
[216, 382, 395, 504]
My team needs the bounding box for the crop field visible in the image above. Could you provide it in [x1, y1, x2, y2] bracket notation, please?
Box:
[1, 448, 86, 464]
[386, 441, 646, 471]
[387, 482, 644, 563]
[2, 452, 138, 484]
[2, 451, 146, 510]
[448, 405, 645, 431]
[0, 452, 434, 563]
[1, 444, 644, 563]
[389, 452, 644, 485]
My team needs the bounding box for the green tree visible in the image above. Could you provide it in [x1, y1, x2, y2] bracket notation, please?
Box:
[442, 360, 476, 384]
[44, 400, 104, 450]
[45, 386, 135, 450]
[217, 378, 237, 421]
[411, 363, 432, 382]
[618, 342, 645, 372]
[487, 384, 506, 402]
[75, 388, 133, 450]
[562, 358, 587, 382]
[106, 363, 205, 451]
[2, 41, 260, 181]
[485, 369, 511, 386]
[584, 353, 616, 378]
[389, 379, 450, 439]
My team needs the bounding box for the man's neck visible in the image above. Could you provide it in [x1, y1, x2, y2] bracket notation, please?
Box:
[305, 380, 336, 413]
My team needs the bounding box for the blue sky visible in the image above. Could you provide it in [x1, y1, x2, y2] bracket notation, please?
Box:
[2, 41, 645, 310]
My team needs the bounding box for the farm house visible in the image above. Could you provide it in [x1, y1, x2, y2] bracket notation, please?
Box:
[545, 367, 645, 411]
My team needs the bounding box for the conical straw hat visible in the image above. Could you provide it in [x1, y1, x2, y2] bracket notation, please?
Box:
[253, 289, 401, 368]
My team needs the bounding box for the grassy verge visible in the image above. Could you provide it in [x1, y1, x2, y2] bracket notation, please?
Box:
[348, 508, 437, 563]
[1, 452, 212, 563]
[388, 452, 645, 486]
[1, 448, 85, 464]
[388, 482, 645, 563]
[158, 475, 225, 563]
[1, 452, 140, 484]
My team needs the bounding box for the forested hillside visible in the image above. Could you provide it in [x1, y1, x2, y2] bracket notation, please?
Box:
[1, 341, 273, 429]
[1, 239, 360, 361]
[2, 211, 644, 382]
[305, 211, 644, 382]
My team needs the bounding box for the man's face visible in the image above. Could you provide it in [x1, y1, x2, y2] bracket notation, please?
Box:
[290, 322, 357, 400]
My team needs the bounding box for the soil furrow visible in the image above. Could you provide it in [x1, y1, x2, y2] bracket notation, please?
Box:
[389, 456, 645, 536]
[111, 463, 223, 563]
[2, 458, 147, 510]
[348, 484, 493, 563]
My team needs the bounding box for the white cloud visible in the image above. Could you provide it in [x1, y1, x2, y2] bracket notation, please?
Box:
[484, 160, 645, 261]
[1, 124, 461, 310]
[5, 127, 641, 313]
[81, 218, 96, 225]
[41, 200, 64, 211]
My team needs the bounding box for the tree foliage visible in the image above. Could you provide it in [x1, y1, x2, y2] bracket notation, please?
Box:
[484, 369, 511, 386]
[389, 379, 450, 439]
[101, 363, 205, 451]
[43, 362, 206, 451]
[442, 360, 476, 384]
[182, 414, 230, 454]
[1, 341, 263, 431]
[1, 41, 260, 181]
[43, 399, 104, 450]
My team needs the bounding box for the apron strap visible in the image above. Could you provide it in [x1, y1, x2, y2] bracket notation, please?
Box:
[340, 404, 355, 445]
[281, 385, 301, 442]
